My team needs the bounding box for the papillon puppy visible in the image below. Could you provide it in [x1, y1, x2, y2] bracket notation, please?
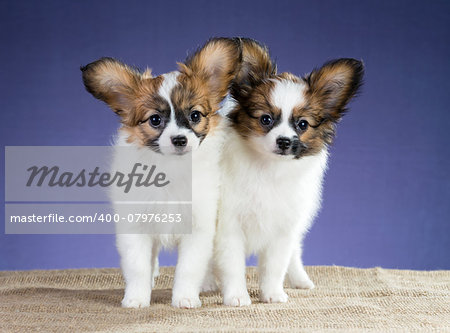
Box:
[81, 38, 240, 308]
[215, 39, 364, 306]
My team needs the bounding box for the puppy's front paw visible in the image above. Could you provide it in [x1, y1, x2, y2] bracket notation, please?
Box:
[288, 271, 315, 289]
[289, 277, 315, 289]
[223, 293, 252, 307]
[121, 295, 150, 308]
[260, 290, 288, 303]
[172, 295, 202, 309]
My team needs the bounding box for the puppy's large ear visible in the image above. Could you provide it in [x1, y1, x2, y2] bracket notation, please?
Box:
[180, 38, 241, 104]
[231, 38, 276, 102]
[81, 57, 146, 122]
[305, 58, 364, 121]
[236, 38, 276, 86]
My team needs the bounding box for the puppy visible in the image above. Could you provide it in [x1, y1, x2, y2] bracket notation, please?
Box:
[81, 38, 240, 308]
[215, 39, 364, 306]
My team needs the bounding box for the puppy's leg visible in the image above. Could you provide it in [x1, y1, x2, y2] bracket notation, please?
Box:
[151, 243, 160, 288]
[216, 232, 251, 307]
[287, 242, 314, 289]
[171, 230, 214, 308]
[116, 234, 153, 308]
[200, 258, 219, 293]
[258, 236, 294, 303]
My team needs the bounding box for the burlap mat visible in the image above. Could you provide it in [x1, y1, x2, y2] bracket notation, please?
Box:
[0, 266, 448, 332]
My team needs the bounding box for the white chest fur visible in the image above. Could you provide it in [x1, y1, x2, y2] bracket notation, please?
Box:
[219, 129, 328, 254]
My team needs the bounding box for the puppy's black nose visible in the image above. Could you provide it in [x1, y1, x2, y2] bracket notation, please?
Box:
[171, 135, 187, 147]
[276, 137, 291, 150]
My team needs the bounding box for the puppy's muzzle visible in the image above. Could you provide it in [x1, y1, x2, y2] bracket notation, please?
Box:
[171, 135, 188, 147]
[276, 137, 291, 151]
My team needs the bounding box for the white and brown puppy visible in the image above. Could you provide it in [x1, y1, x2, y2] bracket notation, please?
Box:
[82, 38, 240, 308]
[215, 39, 363, 306]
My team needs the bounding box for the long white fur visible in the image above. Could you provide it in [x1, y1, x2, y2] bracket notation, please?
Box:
[215, 79, 328, 306]
[113, 72, 228, 309]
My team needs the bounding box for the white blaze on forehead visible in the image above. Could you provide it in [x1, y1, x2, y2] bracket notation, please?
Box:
[158, 71, 180, 119]
[269, 79, 306, 138]
[157, 71, 200, 154]
[270, 79, 306, 121]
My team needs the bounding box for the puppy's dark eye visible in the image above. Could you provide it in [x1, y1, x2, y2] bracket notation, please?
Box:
[260, 114, 273, 126]
[298, 119, 309, 131]
[189, 110, 202, 123]
[149, 114, 162, 127]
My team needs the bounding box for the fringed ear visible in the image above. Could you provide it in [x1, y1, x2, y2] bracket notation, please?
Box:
[180, 38, 241, 104]
[141, 67, 153, 79]
[81, 57, 146, 120]
[235, 38, 276, 86]
[231, 38, 276, 102]
[305, 58, 364, 121]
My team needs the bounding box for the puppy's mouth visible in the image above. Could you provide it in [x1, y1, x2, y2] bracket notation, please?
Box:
[275, 149, 291, 156]
[145, 144, 192, 156]
[274, 150, 298, 160]
[273, 139, 307, 159]
[172, 147, 192, 155]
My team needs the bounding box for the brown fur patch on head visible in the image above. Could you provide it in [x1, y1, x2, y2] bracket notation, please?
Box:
[292, 101, 337, 155]
[229, 79, 277, 138]
[277, 72, 301, 83]
[119, 94, 171, 150]
[229, 38, 278, 137]
[81, 57, 164, 126]
[170, 74, 214, 141]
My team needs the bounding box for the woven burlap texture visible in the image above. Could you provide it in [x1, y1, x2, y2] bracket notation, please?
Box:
[0, 266, 448, 332]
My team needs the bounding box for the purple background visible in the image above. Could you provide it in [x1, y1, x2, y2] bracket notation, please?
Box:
[1, 0, 449, 271]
